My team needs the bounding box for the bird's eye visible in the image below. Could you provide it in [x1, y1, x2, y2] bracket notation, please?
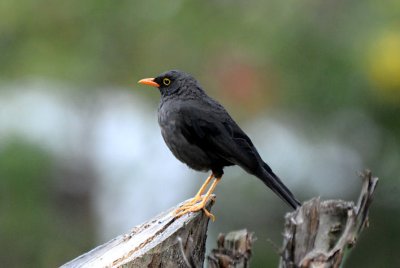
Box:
[163, 78, 171, 86]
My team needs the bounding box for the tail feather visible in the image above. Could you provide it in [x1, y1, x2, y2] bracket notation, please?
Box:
[259, 162, 301, 209]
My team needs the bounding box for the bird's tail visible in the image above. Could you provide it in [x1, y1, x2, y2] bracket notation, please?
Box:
[258, 162, 301, 209]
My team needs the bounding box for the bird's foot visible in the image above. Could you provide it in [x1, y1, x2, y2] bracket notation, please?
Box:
[177, 173, 214, 211]
[177, 194, 205, 210]
[173, 195, 216, 221]
[174, 176, 220, 221]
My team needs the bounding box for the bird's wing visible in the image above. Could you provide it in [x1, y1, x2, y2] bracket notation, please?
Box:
[179, 102, 301, 209]
[178, 103, 262, 172]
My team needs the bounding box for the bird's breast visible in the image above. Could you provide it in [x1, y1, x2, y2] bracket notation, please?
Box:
[157, 104, 213, 172]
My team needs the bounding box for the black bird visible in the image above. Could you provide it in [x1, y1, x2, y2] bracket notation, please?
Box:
[138, 70, 300, 220]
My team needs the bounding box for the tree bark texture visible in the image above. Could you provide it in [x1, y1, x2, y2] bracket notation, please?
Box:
[61, 170, 378, 268]
[61, 197, 214, 268]
[207, 229, 255, 268]
[279, 170, 378, 268]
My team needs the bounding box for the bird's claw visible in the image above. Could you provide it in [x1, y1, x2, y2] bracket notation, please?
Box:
[202, 208, 215, 222]
[173, 201, 215, 221]
[177, 195, 205, 210]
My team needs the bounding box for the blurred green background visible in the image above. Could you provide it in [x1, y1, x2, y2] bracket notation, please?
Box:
[1, 0, 400, 267]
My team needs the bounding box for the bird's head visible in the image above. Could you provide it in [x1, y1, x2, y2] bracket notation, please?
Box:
[138, 70, 198, 97]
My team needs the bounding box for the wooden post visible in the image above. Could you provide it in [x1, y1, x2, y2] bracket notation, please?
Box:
[61, 170, 378, 268]
[61, 197, 214, 268]
[279, 170, 378, 268]
[207, 229, 255, 268]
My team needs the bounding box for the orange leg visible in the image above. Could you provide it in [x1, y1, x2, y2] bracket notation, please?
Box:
[174, 176, 222, 222]
[177, 173, 214, 209]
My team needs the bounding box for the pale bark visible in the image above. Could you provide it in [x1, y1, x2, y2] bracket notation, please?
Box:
[61, 170, 378, 268]
[279, 170, 378, 268]
[207, 229, 255, 268]
[61, 197, 214, 268]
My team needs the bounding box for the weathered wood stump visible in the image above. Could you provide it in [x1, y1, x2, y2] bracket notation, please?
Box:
[207, 229, 255, 268]
[61, 170, 378, 268]
[279, 170, 378, 268]
[61, 197, 214, 268]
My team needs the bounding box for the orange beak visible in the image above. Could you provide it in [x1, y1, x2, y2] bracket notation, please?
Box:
[138, 78, 159, 88]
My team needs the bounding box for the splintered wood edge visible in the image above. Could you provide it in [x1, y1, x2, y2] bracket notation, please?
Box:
[61, 195, 215, 268]
[314, 170, 379, 263]
[207, 229, 256, 267]
[280, 170, 379, 267]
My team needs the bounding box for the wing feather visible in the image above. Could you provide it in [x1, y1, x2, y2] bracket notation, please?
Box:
[178, 103, 262, 172]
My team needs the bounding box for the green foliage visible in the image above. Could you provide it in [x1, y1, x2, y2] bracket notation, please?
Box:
[0, 139, 51, 266]
[0, 139, 94, 267]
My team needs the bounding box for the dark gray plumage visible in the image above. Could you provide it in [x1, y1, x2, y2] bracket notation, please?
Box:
[141, 70, 300, 209]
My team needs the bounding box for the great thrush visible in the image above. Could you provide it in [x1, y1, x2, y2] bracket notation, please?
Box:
[138, 70, 300, 220]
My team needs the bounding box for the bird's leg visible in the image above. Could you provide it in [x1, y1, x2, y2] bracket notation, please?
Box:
[177, 173, 214, 210]
[174, 176, 222, 221]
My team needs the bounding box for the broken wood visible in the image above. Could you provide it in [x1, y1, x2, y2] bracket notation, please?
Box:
[61, 196, 214, 268]
[207, 229, 255, 268]
[279, 170, 378, 268]
[61, 170, 378, 268]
